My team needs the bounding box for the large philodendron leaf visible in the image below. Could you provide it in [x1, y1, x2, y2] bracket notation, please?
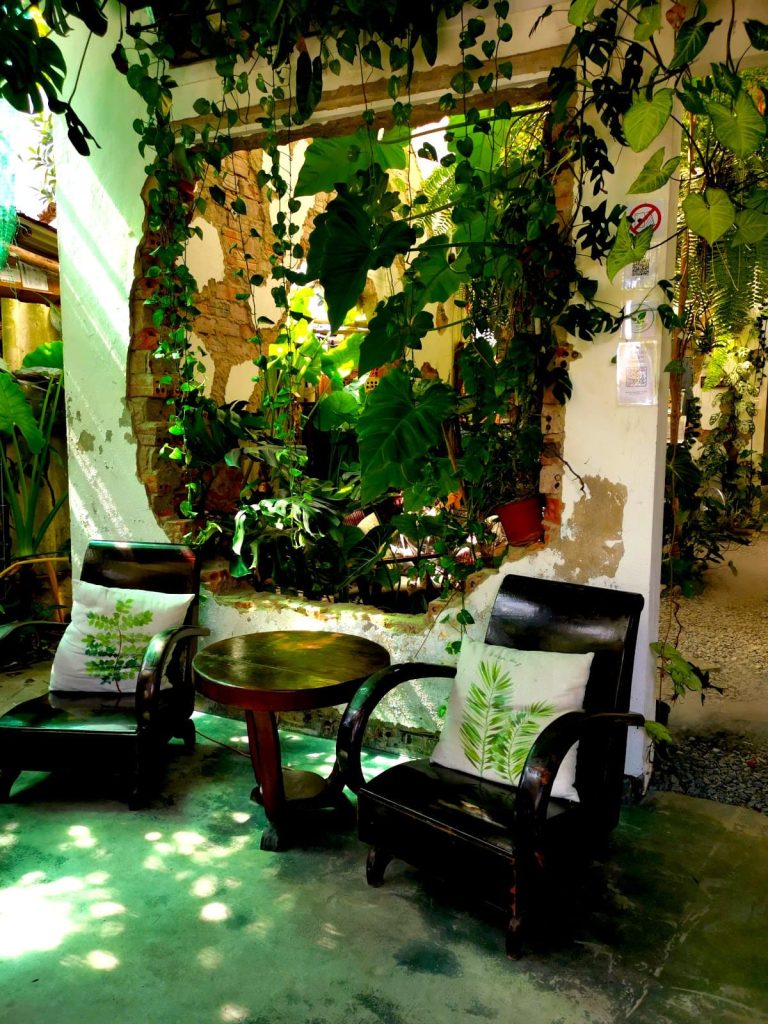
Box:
[623, 89, 673, 152]
[0, 372, 44, 451]
[303, 191, 415, 332]
[294, 127, 408, 196]
[627, 147, 682, 194]
[705, 92, 766, 158]
[731, 209, 768, 246]
[408, 236, 467, 304]
[745, 19, 768, 50]
[605, 218, 653, 282]
[22, 340, 64, 369]
[634, 2, 661, 41]
[357, 369, 454, 503]
[682, 189, 735, 244]
[313, 389, 361, 431]
[668, 16, 720, 70]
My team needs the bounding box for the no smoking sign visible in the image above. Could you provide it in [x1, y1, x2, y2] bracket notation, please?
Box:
[628, 202, 662, 236]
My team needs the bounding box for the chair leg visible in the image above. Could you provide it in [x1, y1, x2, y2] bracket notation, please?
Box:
[128, 740, 159, 810]
[506, 855, 527, 960]
[175, 719, 196, 752]
[366, 846, 392, 887]
[0, 765, 21, 802]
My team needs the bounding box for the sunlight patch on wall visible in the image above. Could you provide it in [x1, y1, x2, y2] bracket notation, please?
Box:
[185, 216, 225, 288]
[69, 455, 131, 537]
[224, 359, 257, 404]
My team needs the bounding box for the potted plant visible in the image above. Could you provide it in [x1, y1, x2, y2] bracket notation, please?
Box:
[455, 320, 549, 547]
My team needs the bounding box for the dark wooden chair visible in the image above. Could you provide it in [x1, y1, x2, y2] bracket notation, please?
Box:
[336, 574, 645, 957]
[0, 541, 209, 807]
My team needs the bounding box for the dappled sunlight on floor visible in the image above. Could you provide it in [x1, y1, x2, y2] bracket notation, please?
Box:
[0, 714, 766, 1024]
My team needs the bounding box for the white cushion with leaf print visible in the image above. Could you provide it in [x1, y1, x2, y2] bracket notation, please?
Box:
[49, 580, 195, 694]
[430, 638, 594, 801]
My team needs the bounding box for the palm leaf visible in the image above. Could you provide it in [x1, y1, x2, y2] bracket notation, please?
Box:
[459, 658, 514, 774]
[491, 701, 555, 784]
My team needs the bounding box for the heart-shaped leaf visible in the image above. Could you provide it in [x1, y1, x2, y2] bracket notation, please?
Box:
[0, 372, 44, 451]
[731, 209, 768, 246]
[628, 147, 682, 193]
[682, 189, 735, 244]
[744, 19, 768, 50]
[606, 218, 653, 282]
[314, 390, 361, 431]
[623, 89, 673, 152]
[294, 129, 407, 196]
[358, 370, 455, 503]
[669, 18, 720, 69]
[705, 91, 766, 157]
[634, 2, 661, 41]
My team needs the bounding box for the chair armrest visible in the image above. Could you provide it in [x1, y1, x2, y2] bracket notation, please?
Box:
[135, 626, 211, 719]
[0, 620, 68, 669]
[336, 662, 456, 793]
[515, 710, 645, 836]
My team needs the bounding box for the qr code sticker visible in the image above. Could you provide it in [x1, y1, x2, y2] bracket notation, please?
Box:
[631, 258, 651, 278]
[626, 362, 649, 388]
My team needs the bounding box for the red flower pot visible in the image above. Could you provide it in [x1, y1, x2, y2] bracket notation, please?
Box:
[495, 495, 543, 546]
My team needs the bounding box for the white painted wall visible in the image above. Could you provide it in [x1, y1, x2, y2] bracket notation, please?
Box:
[55, 9, 168, 569]
[52, 2, 758, 785]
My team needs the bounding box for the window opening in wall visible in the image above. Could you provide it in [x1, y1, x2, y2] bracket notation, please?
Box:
[131, 104, 574, 612]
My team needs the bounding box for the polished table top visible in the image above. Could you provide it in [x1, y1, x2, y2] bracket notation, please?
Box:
[193, 630, 391, 712]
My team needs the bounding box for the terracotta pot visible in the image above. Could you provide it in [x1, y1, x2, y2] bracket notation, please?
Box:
[494, 495, 543, 546]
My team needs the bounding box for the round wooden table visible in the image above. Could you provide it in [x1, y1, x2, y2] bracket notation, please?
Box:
[193, 630, 390, 850]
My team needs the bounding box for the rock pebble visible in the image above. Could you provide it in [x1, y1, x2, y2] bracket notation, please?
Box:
[649, 729, 768, 814]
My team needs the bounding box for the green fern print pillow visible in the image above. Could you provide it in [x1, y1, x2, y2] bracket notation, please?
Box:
[430, 639, 594, 801]
[49, 580, 194, 694]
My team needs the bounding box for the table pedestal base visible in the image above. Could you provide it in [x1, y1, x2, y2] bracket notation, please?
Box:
[251, 773, 355, 850]
[193, 629, 390, 852]
[247, 711, 353, 850]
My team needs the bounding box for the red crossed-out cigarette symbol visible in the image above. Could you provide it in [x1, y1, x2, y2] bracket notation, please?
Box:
[628, 203, 662, 235]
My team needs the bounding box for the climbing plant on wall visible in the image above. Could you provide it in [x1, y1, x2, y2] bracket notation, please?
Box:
[115, 0, 768, 603]
[5, 1, 768, 607]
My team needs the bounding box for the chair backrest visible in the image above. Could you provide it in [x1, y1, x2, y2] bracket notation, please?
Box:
[80, 541, 200, 625]
[484, 574, 644, 815]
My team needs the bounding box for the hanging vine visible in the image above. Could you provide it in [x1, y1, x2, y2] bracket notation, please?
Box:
[4, 1, 768, 611]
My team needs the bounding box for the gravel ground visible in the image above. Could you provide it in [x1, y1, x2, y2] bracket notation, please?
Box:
[649, 729, 768, 813]
[650, 530, 768, 813]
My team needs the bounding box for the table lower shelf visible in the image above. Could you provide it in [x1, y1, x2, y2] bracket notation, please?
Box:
[251, 768, 354, 850]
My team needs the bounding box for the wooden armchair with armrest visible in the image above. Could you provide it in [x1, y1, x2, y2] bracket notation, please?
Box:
[336, 573, 645, 957]
[0, 540, 209, 807]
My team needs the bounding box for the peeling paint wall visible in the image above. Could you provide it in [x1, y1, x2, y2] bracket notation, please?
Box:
[551, 476, 626, 585]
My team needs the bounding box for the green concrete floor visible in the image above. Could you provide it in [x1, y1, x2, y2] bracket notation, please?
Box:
[1, 711, 767, 1024]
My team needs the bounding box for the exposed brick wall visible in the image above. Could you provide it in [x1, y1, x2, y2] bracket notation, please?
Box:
[126, 132, 576, 555]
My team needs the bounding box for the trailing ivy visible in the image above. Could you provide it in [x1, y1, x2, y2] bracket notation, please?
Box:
[6, 0, 768, 606]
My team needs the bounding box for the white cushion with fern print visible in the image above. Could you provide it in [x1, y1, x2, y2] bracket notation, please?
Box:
[430, 639, 594, 801]
[49, 580, 194, 694]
